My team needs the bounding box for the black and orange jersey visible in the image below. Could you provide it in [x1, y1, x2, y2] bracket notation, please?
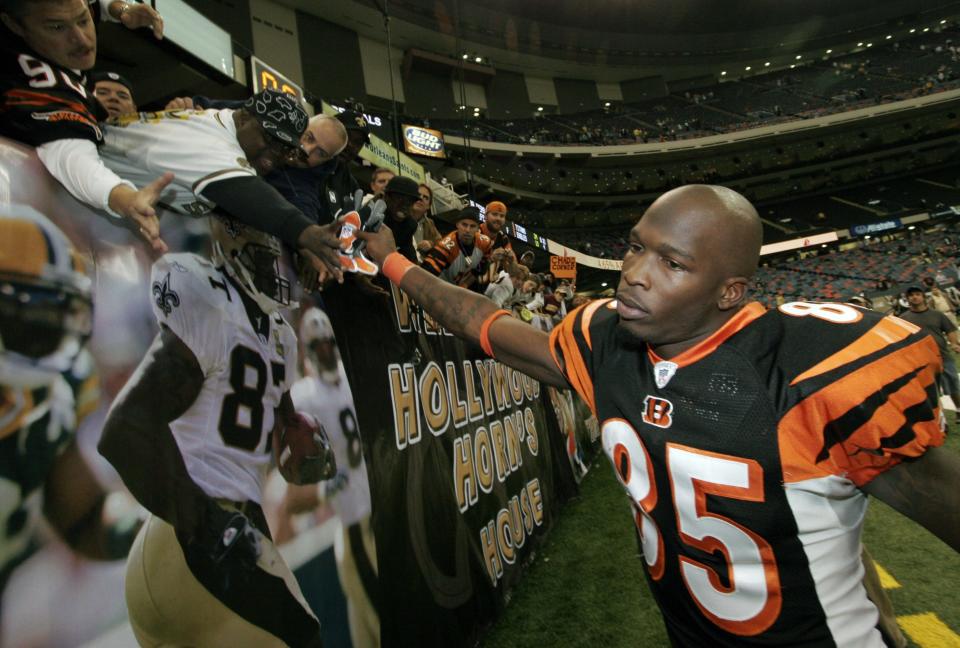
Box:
[479, 222, 512, 252]
[549, 299, 944, 647]
[0, 28, 105, 146]
[421, 230, 493, 285]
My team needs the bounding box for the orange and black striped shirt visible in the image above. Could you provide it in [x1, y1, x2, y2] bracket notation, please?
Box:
[1, 29, 105, 146]
[549, 299, 944, 646]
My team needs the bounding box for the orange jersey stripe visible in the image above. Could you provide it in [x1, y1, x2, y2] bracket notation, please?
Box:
[790, 315, 922, 386]
[579, 298, 610, 352]
[549, 302, 599, 415]
[779, 336, 943, 486]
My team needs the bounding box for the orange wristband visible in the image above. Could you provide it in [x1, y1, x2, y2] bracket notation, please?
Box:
[382, 252, 415, 284]
[479, 309, 511, 358]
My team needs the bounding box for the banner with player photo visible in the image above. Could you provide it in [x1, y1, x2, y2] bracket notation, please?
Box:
[321, 280, 590, 648]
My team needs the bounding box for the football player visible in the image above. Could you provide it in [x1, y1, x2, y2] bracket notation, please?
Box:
[99, 215, 334, 647]
[358, 184, 960, 647]
[0, 206, 140, 612]
[288, 307, 379, 648]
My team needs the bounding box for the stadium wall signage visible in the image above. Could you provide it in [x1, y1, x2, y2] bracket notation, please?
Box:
[850, 219, 902, 237]
[402, 124, 447, 159]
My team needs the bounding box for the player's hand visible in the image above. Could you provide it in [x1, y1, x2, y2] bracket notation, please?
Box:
[297, 223, 344, 285]
[164, 96, 195, 111]
[128, 172, 173, 254]
[108, 173, 172, 255]
[416, 240, 433, 252]
[356, 225, 398, 264]
[119, 2, 164, 39]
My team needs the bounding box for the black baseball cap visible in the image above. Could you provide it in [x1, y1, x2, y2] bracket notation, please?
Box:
[336, 109, 371, 142]
[385, 176, 420, 199]
[905, 286, 926, 294]
[456, 206, 481, 223]
[88, 70, 134, 95]
[243, 89, 308, 148]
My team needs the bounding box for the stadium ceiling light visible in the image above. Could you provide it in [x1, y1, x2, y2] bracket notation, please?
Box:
[537, 106, 544, 111]
[462, 53, 469, 60]
[910, 28, 916, 33]
[790, 64, 796, 68]
[475, 56, 483, 63]
[720, 70, 727, 75]
[745, 65, 752, 70]
[601, 282, 608, 287]
[866, 42, 873, 47]
[764, 61, 771, 66]
[908, 225, 916, 230]
[923, 27, 930, 32]
[941, 19, 947, 24]
[459, 105, 465, 109]
[857, 42, 864, 46]
[865, 235, 871, 239]
[604, 101, 611, 106]
[826, 48, 833, 53]
[795, 54, 802, 60]
[885, 34, 892, 39]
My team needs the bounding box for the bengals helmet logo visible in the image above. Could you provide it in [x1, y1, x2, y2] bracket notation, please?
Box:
[641, 395, 673, 429]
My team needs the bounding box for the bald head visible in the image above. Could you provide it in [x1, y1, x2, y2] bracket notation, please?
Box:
[299, 114, 348, 167]
[617, 185, 762, 356]
[645, 185, 762, 279]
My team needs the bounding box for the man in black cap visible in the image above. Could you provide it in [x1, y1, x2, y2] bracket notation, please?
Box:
[380, 175, 422, 262]
[89, 70, 136, 118]
[421, 205, 494, 287]
[900, 285, 960, 411]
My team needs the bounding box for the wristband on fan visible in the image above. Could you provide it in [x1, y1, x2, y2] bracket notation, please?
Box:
[479, 309, 511, 358]
[382, 252, 415, 284]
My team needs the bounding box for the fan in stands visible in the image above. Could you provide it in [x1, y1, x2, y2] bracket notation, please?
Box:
[275, 412, 337, 485]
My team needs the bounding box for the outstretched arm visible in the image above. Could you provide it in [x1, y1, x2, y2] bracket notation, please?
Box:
[98, 327, 211, 540]
[44, 440, 140, 560]
[861, 446, 960, 552]
[358, 226, 568, 387]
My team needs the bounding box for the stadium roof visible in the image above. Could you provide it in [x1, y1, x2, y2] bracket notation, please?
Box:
[283, 0, 960, 80]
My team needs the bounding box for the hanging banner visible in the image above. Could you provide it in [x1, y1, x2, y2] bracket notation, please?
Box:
[321, 281, 583, 648]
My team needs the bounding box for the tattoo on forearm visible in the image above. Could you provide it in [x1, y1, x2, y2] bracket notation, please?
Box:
[403, 268, 495, 340]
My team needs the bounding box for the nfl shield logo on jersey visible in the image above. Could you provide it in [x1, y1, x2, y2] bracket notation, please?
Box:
[653, 360, 678, 388]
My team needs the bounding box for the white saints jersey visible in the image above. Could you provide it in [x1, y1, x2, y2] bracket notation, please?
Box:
[150, 253, 296, 504]
[290, 364, 371, 525]
[101, 108, 256, 217]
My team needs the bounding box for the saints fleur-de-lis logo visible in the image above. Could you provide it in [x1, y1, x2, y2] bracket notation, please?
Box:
[152, 271, 180, 316]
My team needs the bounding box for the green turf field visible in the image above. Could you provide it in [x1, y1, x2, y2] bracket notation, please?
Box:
[483, 418, 960, 648]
